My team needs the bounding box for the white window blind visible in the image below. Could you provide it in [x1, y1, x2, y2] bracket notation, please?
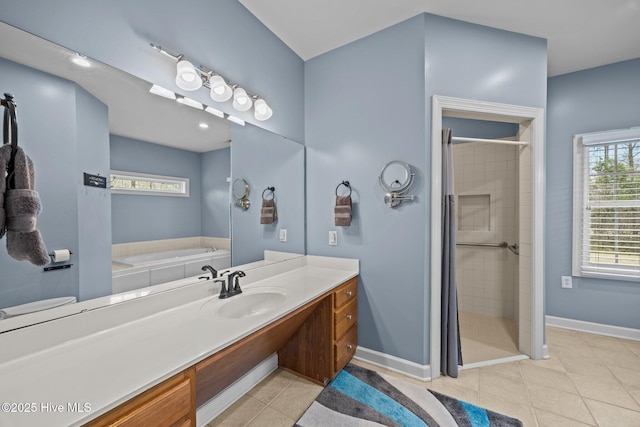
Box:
[110, 170, 189, 197]
[572, 128, 640, 281]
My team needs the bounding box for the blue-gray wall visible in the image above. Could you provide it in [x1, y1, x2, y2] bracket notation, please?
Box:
[546, 58, 640, 329]
[75, 86, 112, 301]
[0, 0, 305, 142]
[202, 147, 231, 239]
[0, 58, 111, 307]
[305, 13, 546, 365]
[231, 125, 305, 265]
[110, 135, 202, 244]
[306, 15, 428, 365]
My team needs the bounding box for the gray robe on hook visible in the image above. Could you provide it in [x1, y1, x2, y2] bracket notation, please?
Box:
[0, 144, 49, 266]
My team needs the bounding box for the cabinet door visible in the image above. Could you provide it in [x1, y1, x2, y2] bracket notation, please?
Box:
[334, 325, 358, 373]
[110, 379, 191, 427]
[85, 370, 195, 427]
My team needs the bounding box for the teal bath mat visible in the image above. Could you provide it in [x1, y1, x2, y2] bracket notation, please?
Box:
[296, 363, 522, 426]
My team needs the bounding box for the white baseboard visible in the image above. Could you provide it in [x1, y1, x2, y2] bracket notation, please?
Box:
[546, 315, 640, 342]
[353, 346, 431, 381]
[196, 354, 278, 427]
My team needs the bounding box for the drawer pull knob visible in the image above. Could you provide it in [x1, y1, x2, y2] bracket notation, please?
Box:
[347, 344, 353, 350]
[346, 314, 352, 320]
[347, 291, 353, 297]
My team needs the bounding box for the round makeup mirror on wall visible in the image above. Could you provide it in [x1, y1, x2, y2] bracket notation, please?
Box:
[232, 178, 251, 209]
[378, 160, 415, 207]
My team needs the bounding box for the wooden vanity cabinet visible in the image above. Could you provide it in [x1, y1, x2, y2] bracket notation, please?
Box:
[83, 276, 358, 425]
[84, 368, 196, 427]
[332, 277, 358, 376]
[278, 276, 358, 384]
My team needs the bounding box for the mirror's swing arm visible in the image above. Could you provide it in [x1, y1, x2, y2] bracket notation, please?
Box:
[378, 160, 416, 208]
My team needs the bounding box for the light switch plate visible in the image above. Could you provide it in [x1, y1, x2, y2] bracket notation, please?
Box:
[279, 229, 287, 242]
[561, 276, 572, 289]
[329, 231, 337, 246]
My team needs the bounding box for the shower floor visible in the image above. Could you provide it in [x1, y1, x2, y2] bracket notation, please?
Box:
[459, 310, 521, 365]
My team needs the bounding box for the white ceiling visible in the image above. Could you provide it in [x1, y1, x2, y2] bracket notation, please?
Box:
[0, 22, 231, 153]
[239, 0, 640, 76]
[2, 2, 638, 152]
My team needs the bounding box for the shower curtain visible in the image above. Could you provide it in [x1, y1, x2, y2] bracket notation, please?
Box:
[441, 128, 462, 377]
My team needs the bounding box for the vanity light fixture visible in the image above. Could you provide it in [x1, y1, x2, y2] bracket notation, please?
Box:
[253, 99, 273, 121]
[232, 87, 252, 111]
[209, 75, 233, 102]
[149, 84, 176, 100]
[175, 59, 203, 91]
[151, 43, 273, 120]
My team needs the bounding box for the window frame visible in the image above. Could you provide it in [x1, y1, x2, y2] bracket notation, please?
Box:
[572, 128, 640, 281]
[110, 170, 190, 197]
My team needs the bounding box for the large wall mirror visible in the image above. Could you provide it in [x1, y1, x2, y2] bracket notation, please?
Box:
[0, 21, 305, 327]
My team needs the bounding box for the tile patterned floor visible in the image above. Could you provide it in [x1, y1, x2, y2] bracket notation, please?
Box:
[459, 310, 521, 364]
[207, 327, 640, 426]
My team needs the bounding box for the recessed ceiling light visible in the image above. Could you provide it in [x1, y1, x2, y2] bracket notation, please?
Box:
[71, 54, 91, 68]
[199, 123, 209, 129]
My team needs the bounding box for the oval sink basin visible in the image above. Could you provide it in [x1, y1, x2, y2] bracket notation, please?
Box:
[215, 288, 287, 319]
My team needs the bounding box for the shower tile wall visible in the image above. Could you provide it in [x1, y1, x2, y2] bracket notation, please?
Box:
[453, 143, 519, 318]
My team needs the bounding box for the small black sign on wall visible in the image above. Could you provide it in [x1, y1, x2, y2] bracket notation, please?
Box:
[83, 173, 107, 188]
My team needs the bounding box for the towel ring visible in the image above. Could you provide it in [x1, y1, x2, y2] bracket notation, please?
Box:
[262, 186, 275, 200]
[335, 180, 352, 197]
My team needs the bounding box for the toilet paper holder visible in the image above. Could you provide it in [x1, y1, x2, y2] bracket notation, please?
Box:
[48, 249, 73, 262]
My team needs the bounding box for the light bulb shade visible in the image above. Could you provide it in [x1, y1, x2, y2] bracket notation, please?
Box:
[209, 75, 232, 102]
[175, 60, 202, 91]
[232, 87, 253, 111]
[253, 99, 273, 121]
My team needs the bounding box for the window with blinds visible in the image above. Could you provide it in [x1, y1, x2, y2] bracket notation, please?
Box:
[110, 170, 189, 197]
[573, 128, 640, 281]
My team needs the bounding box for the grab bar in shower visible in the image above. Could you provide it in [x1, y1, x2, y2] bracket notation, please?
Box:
[456, 241, 519, 255]
[457, 241, 508, 248]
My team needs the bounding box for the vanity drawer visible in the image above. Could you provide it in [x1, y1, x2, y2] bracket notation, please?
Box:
[334, 297, 357, 340]
[334, 277, 357, 309]
[334, 325, 357, 372]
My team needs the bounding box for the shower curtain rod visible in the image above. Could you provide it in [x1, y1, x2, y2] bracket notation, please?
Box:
[452, 136, 528, 146]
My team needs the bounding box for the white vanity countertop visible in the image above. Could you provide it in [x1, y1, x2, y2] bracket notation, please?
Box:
[0, 256, 358, 427]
